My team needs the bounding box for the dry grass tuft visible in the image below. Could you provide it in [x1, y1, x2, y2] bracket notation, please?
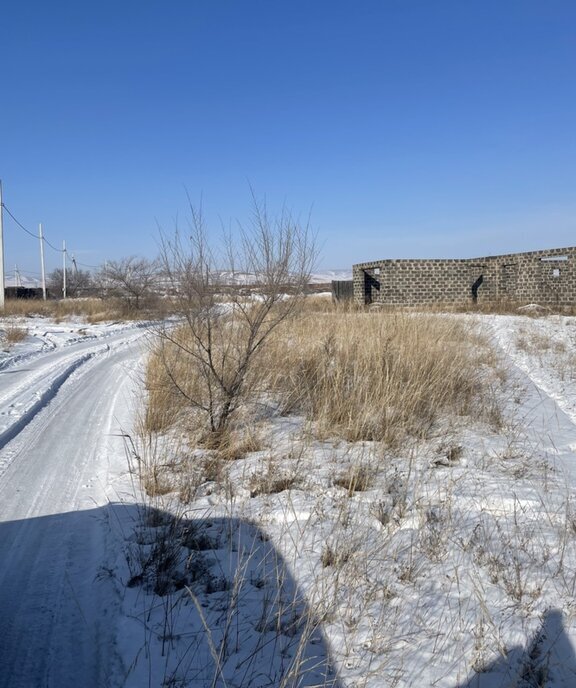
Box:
[321, 543, 352, 569]
[210, 426, 263, 461]
[249, 471, 300, 498]
[2, 323, 28, 344]
[142, 465, 176, 497]
[333, 464, 376, 496]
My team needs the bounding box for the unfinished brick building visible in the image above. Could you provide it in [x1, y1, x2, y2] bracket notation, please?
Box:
[353, 247, 576, 307]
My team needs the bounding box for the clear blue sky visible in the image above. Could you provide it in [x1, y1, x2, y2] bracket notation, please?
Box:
[1, 0, 575, 277]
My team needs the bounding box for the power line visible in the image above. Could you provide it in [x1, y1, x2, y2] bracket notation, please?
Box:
[1, 204, 40, 240]
[1, 202, 64, 253]
[2, 203, 102, 269]
[75, 260, 100, 269]
[43, 236, 64, 253]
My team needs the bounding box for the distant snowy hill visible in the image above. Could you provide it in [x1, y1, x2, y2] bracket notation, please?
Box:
[5, 274, 41, 289]
[213, 270, 352, 285]
[309, 269, 352, 283]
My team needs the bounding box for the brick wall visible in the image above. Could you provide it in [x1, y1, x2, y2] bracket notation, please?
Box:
[353, 247, 576, 307]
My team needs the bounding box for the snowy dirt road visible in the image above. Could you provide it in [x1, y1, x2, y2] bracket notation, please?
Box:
[0, 323, 147, 688]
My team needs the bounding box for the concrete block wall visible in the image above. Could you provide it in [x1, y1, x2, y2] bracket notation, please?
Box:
[353, 247, 576, 307]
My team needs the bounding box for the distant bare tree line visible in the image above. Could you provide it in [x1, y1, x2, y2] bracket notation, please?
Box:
[45, 203, 315, 317]
[47, 257, 160, 309]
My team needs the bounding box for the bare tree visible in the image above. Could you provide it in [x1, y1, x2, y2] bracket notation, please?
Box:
[99, 257, 159, 310]
[156, 196, 316, 438]
[48, 267, 92, 298]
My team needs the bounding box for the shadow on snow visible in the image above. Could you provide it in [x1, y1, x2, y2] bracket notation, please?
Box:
[0, 502, 575, 687]
[457, 608, 576, 687]
[0, 502, 343, 688]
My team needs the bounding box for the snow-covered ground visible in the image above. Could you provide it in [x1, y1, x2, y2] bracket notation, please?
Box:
[0, 317, 149, 688]
[1, 312, 576, 687]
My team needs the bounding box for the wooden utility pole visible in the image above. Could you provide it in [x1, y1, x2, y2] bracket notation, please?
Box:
[62, 240, 67, 299]
[39, 223, 47, 300]
[0, 181, 5, 311]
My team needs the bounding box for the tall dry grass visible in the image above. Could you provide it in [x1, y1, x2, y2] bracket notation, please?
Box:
[262, 311, 495, 445]
[2, 297, 165, 321]
[146, 305, 499, 448]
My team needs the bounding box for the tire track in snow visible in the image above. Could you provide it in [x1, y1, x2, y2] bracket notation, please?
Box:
[0, 352, 94, 451]
[486, 316, 576, 480]
[0, 328, 148, 479]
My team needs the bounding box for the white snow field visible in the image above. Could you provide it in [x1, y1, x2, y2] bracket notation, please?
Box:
[1, 312, 576, 687]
